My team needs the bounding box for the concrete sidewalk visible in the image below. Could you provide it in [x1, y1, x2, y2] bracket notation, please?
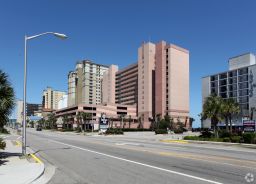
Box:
[0, 139, 44, 184]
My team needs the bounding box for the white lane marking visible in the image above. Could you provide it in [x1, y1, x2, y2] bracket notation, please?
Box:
[115, 142, 141, 146]
[17, 136, 22, 140]
[51, 140, 223, 184]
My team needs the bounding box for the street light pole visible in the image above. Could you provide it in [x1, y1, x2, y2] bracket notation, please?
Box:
[22, 36, 28, 155]
[22, 32, 67, 155]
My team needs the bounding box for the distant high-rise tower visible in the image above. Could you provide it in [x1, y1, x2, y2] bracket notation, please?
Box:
[42, 87, 66, 110]
[68, 60, 109, 106]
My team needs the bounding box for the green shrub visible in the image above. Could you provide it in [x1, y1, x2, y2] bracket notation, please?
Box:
[75, 127, 82, 133]
[0, 138, 6, 150]
[200, 131, 213, 138]
[212, 138, 224, 142]
[223, 137, 231, 142]
[242, 133, 256, 144]
[230, 136, 241, 143]
[158, 120, 169, 129]
[173, 129, 184, 134]
[155, 129, 168, 134]
[219, 130, 231, 138]
[0, 128, 9, 134]
[106, 128, 123, 135]
[184, 136, 200, 140]
[122, 128, 152, 132]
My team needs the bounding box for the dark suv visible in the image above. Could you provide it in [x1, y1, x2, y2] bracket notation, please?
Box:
[36, 125, 42, 131]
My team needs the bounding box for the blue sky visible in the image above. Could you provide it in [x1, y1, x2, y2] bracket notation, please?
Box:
[1, 0, 256, 127]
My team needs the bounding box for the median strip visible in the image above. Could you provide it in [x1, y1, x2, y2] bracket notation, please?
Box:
[160, 139, 188, 144]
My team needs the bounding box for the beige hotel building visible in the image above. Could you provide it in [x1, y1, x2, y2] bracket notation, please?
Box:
[58, 40, 189, 129]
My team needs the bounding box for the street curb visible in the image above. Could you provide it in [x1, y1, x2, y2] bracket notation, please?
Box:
[26, 147, 45, 184]
[184, 140, 256, 149]
[29, 153, 43, 164]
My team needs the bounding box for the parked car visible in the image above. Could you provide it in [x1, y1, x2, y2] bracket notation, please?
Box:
[36, 125, 42, 131]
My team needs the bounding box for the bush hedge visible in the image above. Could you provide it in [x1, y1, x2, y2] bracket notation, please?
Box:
[155, 129, 168, 134]
[173, 129, 184, 134]
[242, 133, 256, 144]
[183, 136, 200, 140]
[230, 136, 241, 143]
[105, 128, 123, 135]
[199, 131, 213, 138]
[122, 128, 152, 132]
[184, 133, 256, 144]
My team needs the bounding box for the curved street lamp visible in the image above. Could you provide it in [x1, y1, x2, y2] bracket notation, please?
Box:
[23, 32, 67, 155]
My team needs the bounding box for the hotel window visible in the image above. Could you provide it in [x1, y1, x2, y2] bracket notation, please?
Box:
[238, 68, 248, 75]
[238, 75, 248, 82]
[211, 75, 218, 81]
[229, 91, 237, 97]
[219, 80, 227, 86]
[229, 84, 237, 91]
[239, 89, 248, 96]
[239, 83, 248, 89]
[220, 93, 227, 98]
[219, 73, 227, 79]
[239, 96, 249, 103]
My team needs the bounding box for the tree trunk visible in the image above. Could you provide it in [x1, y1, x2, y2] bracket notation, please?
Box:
[225, 117, 229, 132]
[212, 118, 219, 138]
[229, 117, 232, 134]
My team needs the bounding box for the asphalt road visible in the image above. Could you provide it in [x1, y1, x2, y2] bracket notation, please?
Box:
[25, 129, 256, 184]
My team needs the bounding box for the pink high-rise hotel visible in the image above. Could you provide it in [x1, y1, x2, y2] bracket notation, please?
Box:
[102, 40, 190, 128]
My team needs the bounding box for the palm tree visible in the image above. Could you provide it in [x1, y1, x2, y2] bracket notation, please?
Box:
[189, 117, 195, 129]
[119, 114, 125, 129]
[228, 100, 240, 134]
[81, 112, 92, 131]
[109, 117, 113, 128]
[76, 112, 83, 131]
[221, 98, 240, 133]
[62, 115, 69, 129]
[156, 114, 161, 129]
[128, 115, 132, 129]
[221, 99, 231, 132]
[138, 116, 143, 129]
[0, 70, 14, 132]
[47, 113, 57, 129]
[202, 94, 223, 137]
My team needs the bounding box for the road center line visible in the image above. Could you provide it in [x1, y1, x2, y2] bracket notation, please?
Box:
[50, 140, 223, 184]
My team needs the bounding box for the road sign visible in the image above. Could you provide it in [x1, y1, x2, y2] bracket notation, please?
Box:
[243, 120, 256, 132]
[99, 113, 108, 130]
